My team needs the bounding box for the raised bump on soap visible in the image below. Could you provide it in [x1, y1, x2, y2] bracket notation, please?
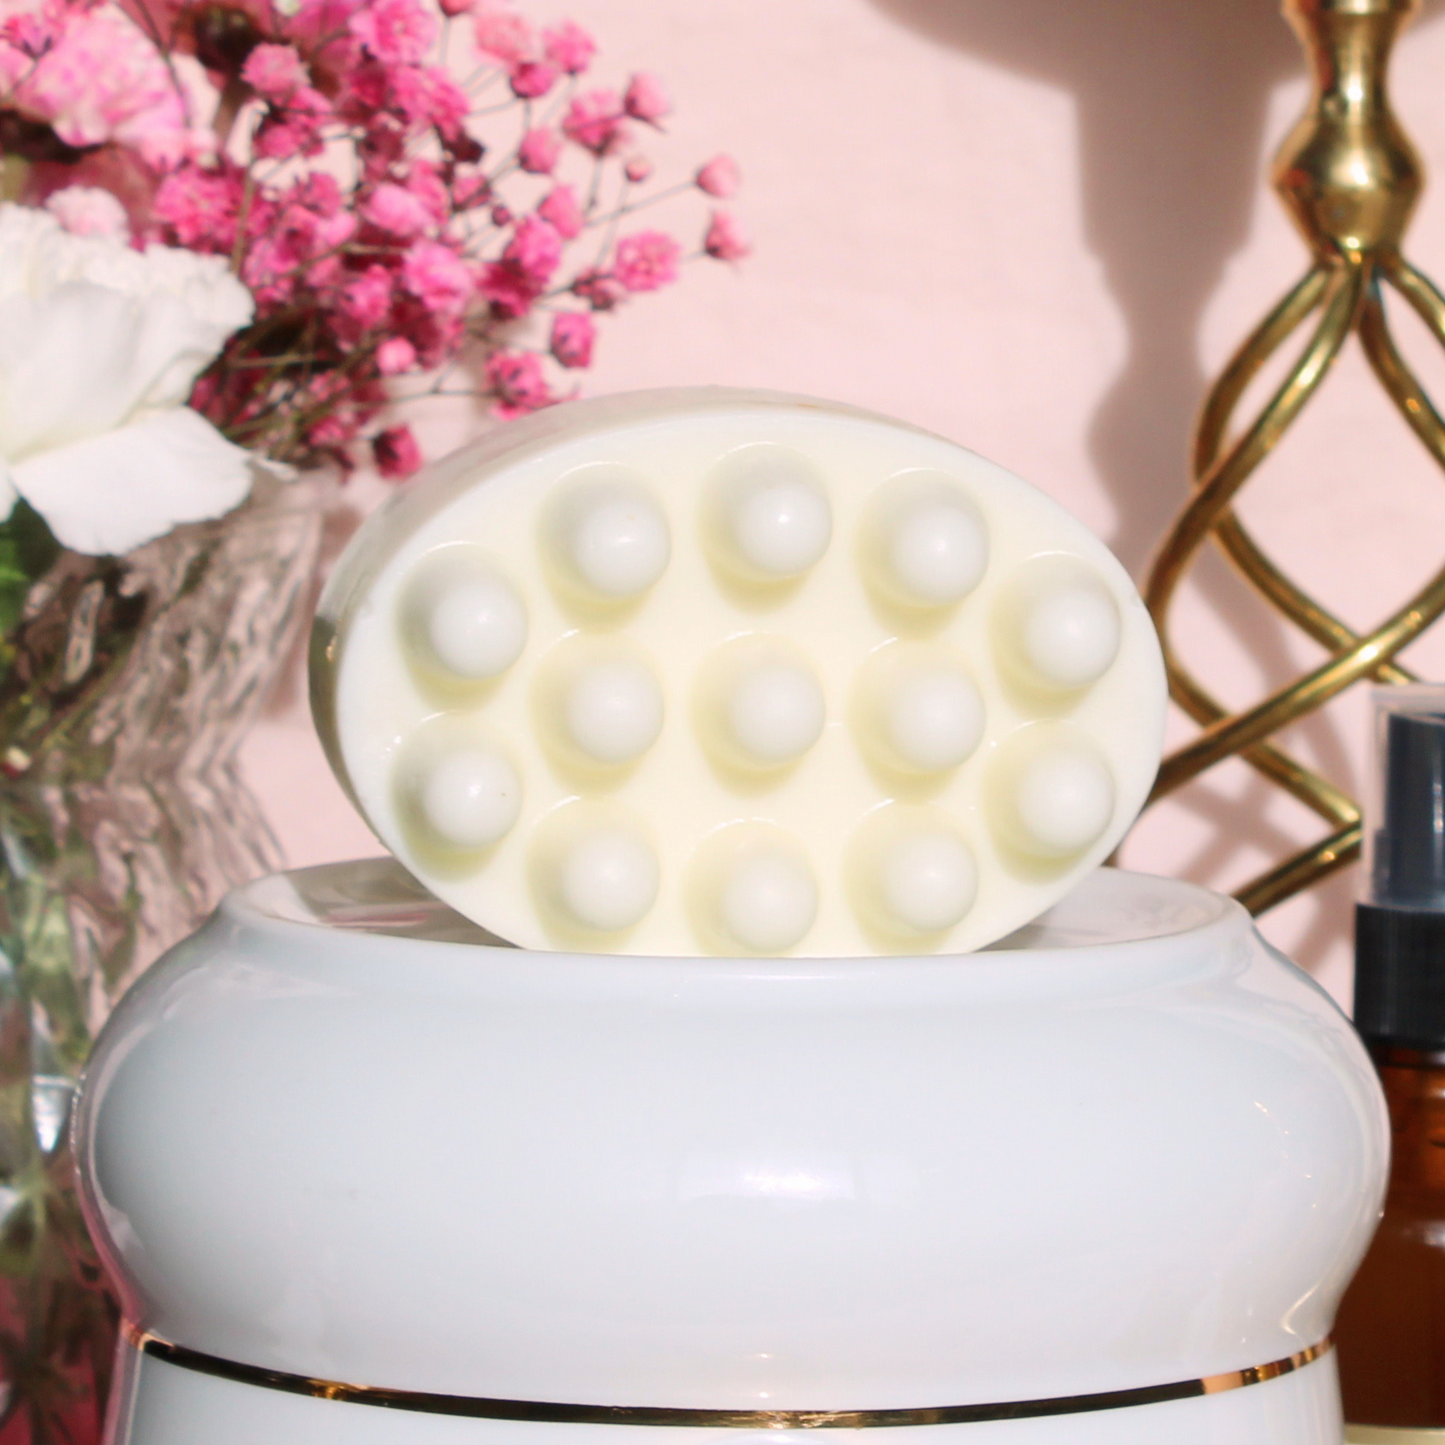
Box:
[865, 472, 989, 609]
[728, 661, 824, 766]
[878, 827, 978, 934]
[720, 846, 818, 953]
[400, 550, 528, 682]
[698, 636, 826, 773]
[885, 669, 984, 772]
[990, 724, 1116, 859]
[412, 745, 521, 851]
[705, 444, 833, 582]
[536, 804, 660, 934]
[561, 657, 664, 766]
[690, 823, 819, 954]
[846, 805, 978, 940]
[545, 471, 671, 602]
[996, 556, 1122, 694]
[854, 644, 985, 776]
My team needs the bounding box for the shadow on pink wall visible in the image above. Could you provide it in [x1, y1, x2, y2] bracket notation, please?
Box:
[871, 0, 1321, 567]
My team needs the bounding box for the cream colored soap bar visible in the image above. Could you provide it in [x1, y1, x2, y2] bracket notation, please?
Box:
[312, 389, 1166, 956]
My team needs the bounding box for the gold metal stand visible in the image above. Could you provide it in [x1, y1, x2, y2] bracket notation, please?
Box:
[1142, 0, 1445, 914]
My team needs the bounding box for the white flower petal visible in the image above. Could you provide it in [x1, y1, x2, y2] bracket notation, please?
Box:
[0, 206, 58, 306]
[0, 204, 253, 459]
[0, 283, 238, 459]
[0, 204, 259, 554]
[10, 407, 255, 556]
[0, 205, 251, 328]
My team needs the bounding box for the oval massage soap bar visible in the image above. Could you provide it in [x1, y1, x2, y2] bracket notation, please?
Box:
[312, 388, 1166, 956]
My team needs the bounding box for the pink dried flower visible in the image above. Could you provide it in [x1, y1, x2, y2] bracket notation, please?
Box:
[704, 209, 750, 262]
[695, 154, 739, 199]
[358, 120, 406, 179]
[473, 5, 532, 63]
[311, 414, 358, 450]
[623, 72, 669, 125]
[153, 163, 243, 250]
[447, 131, 483, 164]
[376, 336, 418, 374]
[306, 254, 344, 290]
[537, 184, 582, 239]
[292, 171, 347, 218]
[391, 301, 463, 367]
[44, 185, 129, 238]
[338, 60, 387, 125]
[509, 59, 556, 98]
[550, 311, 594, 369]
[1, 0, 66, 61]
[6, 3, 215, 170]
[518, 126, 561, 174]
[402, 238, 474, 315]
[340, 265, 397, 332]
[350, 0, 437, 64]
[453, 171, 490, 208]
[242, 43, 308, 102]
[613, 229, 680, 292]
[290, 0, 367, 62]
[266, 175, 355, 286]
[374, 424, 423, 478]
[541, 19, 593, 73]
[477, 264, 534, 317]
[362, 182, 432, 237]
[508, 215, 561, 279]
[10, 0, 745, 478]
[480, 214, 561, 315]
[404, 160, 451, 221]
[389, 65, 471, 141]
[242, 232, 301, 304]
[252, 118, 312, 160]
[562, 89, 627, 155]
[253, 85, 332, 160]
[486, 349, 553, 418]
[571, 266, 625, 311]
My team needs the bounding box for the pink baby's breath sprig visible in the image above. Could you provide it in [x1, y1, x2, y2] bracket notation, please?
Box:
[704, 210, 751, 264]
[622, 72, 668, 126]
[613, 229, 679, 293]
[695, 154, 739, 199]
[0, 0, 746, 478]
[549, 309, 592, 368]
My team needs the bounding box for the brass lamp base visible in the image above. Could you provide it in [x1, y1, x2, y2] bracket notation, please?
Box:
[1142, 0, 1445, 914]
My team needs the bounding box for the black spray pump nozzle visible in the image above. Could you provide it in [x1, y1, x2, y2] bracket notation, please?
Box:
[1370, 706, 1445, 910]
[1356, 685, 1445, 1051]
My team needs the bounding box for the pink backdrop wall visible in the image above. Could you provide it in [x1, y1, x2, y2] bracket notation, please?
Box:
[239, 0, 1445, 1006]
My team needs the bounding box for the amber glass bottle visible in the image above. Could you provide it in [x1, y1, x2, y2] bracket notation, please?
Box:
[1336, 1050, 1445, 1432]
[1338, 689, 1445, 1440]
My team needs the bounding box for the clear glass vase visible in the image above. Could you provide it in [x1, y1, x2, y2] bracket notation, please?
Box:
[0, 475, 327, 1444]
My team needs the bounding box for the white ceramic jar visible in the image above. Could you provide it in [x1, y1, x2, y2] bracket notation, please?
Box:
[75, 862, 1387, 1445]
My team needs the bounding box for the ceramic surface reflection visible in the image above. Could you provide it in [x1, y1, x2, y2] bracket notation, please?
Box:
[74, 863, 1386, 1444]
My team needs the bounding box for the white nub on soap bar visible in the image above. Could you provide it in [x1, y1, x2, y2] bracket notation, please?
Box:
[546, 470, 672, 603]
[413, 747, 521, 851]
[401, 549, 528, 682]
[314, 388, 1166, 956]
[706, 445, 833, 582]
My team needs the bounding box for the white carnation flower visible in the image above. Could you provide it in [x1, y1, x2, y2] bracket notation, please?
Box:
[0, 203, 265, 556]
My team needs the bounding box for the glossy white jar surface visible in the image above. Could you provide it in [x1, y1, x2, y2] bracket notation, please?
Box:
[75, 862, 1387, 1444]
